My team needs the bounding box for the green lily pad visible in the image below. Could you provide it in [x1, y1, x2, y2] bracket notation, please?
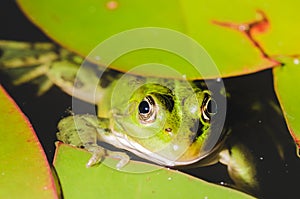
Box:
[273, 57, 300, 150]
[53, 143, 255, 199]
[16, 0, 282, 79]
[0, 85, 58, 198]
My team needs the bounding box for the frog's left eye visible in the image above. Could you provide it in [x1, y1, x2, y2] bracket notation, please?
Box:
[138, 96, 157, 124]
[201, 95, 217, 122]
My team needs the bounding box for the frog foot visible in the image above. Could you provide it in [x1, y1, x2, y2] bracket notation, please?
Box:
[85, 144, 107, 167]
[85, 144, 130, 169]
[106, 151, 130, 169]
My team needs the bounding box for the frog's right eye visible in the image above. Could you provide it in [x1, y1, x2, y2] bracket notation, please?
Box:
[138, 96, 157, 124]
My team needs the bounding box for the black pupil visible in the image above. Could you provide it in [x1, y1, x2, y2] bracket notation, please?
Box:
[139, 101, 150, 114]
[207, 99, 217, 114]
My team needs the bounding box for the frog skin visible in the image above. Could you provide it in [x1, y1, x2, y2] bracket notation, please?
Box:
[0, 40, 270, 196]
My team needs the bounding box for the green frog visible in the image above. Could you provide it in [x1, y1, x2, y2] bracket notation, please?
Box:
[0, 40, 225, 168]
[56, 75, 220, 168]
[2, 40, 292, 197]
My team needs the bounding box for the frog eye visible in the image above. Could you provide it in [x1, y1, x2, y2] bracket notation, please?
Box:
[138, 96, 157, 123]
[201, 95, 217, 122]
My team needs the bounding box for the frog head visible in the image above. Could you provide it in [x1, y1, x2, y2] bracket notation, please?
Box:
[110, 77, 219, 166]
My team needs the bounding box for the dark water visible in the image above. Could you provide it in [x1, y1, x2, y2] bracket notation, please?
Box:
[1, 1, 299, 198]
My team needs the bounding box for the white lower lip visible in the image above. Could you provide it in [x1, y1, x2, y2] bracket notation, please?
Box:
[113, 131, 176, 166]
[104, 130, 203, 167]
[106, 115, 204, 166]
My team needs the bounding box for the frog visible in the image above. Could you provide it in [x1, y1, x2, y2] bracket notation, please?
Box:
[0, 40, 224, 168]
[0, 40, 287, 197]
[56, 75, 221, 168]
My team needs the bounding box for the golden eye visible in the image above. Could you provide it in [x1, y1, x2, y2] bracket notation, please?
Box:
[138, 96, 157, 123]
[201, 95, 217, 122]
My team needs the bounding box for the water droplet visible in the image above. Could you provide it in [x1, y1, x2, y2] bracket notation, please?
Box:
[190, 105, 197, 114]
[204, 196, 209, 199]
[259, 156, 264, 160]
[182, 74, 187, 79]
[173, 145, 179, 151]
[216, 78, 222, 82]
[168, 177, 172, 180]
[238, 25, 248, 31]
[157, 114, 163, 121]
[95, 56, 101, 61]
[220, 181, 225, 185]
[258, 120, 262, 124]
[106, 1, 119, 10]
[294, 58, 299, 65]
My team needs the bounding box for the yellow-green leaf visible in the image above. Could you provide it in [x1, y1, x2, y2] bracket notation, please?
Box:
[16, 0, 285, 79]
[53, 143, 255, 199]
[254, 1, 300, 56]
[0, 85, 58, 199]
[273, 57, 300, 150]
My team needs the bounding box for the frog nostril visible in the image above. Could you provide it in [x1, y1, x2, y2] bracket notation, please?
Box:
[165, 128, 172, 132]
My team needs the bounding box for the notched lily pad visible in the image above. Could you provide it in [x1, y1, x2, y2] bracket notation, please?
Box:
[16, 0, 282, 79]
[53, 143, 255, 199]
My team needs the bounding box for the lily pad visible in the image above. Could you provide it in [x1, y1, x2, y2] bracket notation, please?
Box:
[53, 143, 255, 199]
[16, 0, 283, 79]
[253, 1, 300, 56]
[0, 85, 58, 198]
[273, 57, 300, 149]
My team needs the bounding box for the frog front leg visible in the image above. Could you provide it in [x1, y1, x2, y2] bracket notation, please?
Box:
[57, 114, 129, 169]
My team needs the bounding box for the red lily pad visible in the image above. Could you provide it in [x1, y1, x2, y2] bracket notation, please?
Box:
[0, 85, 58, 198]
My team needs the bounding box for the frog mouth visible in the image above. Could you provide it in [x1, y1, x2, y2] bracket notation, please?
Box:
[102, 116, 206, 167]
[111, 129, 214, 167]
